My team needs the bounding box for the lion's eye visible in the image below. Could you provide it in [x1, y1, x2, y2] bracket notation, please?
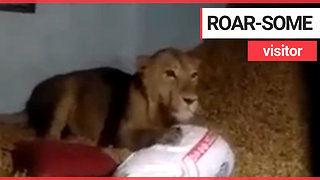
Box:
[191, 72, 198, 79]
[165, 70, 176, 79]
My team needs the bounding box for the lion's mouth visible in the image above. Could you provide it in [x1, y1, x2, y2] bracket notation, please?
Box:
[171, 110, 194, 123]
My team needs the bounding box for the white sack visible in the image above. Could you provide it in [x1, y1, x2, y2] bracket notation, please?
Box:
[113, 124, 235, 177]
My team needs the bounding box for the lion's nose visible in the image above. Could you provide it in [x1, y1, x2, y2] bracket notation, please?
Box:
[183, 96, 198, 105]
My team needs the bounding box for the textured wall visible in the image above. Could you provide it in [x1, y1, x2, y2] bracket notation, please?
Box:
[192, 40, 310, 176]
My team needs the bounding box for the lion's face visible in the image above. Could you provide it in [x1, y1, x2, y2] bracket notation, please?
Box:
[137, 48, 200, 123]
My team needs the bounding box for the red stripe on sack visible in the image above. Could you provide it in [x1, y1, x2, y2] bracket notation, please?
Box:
[184, 131, 217, 163]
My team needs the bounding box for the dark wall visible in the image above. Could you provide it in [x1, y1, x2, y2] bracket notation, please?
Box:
[0, 4, 35, 13]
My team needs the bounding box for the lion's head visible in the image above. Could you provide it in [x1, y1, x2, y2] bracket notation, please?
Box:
[136, 48, 200, 123]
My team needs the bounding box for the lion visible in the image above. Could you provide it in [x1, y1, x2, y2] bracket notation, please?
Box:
[25, 48, 200, 151]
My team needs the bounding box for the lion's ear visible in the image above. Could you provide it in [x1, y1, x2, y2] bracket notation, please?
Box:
[136, 55, 150, 72]
[193, 57, 201, 68]
[187, 51, 201, 68]
[189, 55, 201, 69]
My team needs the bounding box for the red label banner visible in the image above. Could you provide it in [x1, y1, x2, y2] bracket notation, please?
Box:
[248, 41, 317, 61]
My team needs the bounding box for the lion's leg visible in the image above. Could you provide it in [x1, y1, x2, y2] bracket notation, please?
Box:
[47, 81, 77, 140]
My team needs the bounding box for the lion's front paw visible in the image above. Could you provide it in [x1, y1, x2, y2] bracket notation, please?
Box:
[157, 127, 182, 145]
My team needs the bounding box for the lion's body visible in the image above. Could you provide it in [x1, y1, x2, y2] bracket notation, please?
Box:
[26, 67, 132, 145]
[26, 48, 200, 151]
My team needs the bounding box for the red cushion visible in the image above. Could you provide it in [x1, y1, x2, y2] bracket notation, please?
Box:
[12, 139, 118, 177]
